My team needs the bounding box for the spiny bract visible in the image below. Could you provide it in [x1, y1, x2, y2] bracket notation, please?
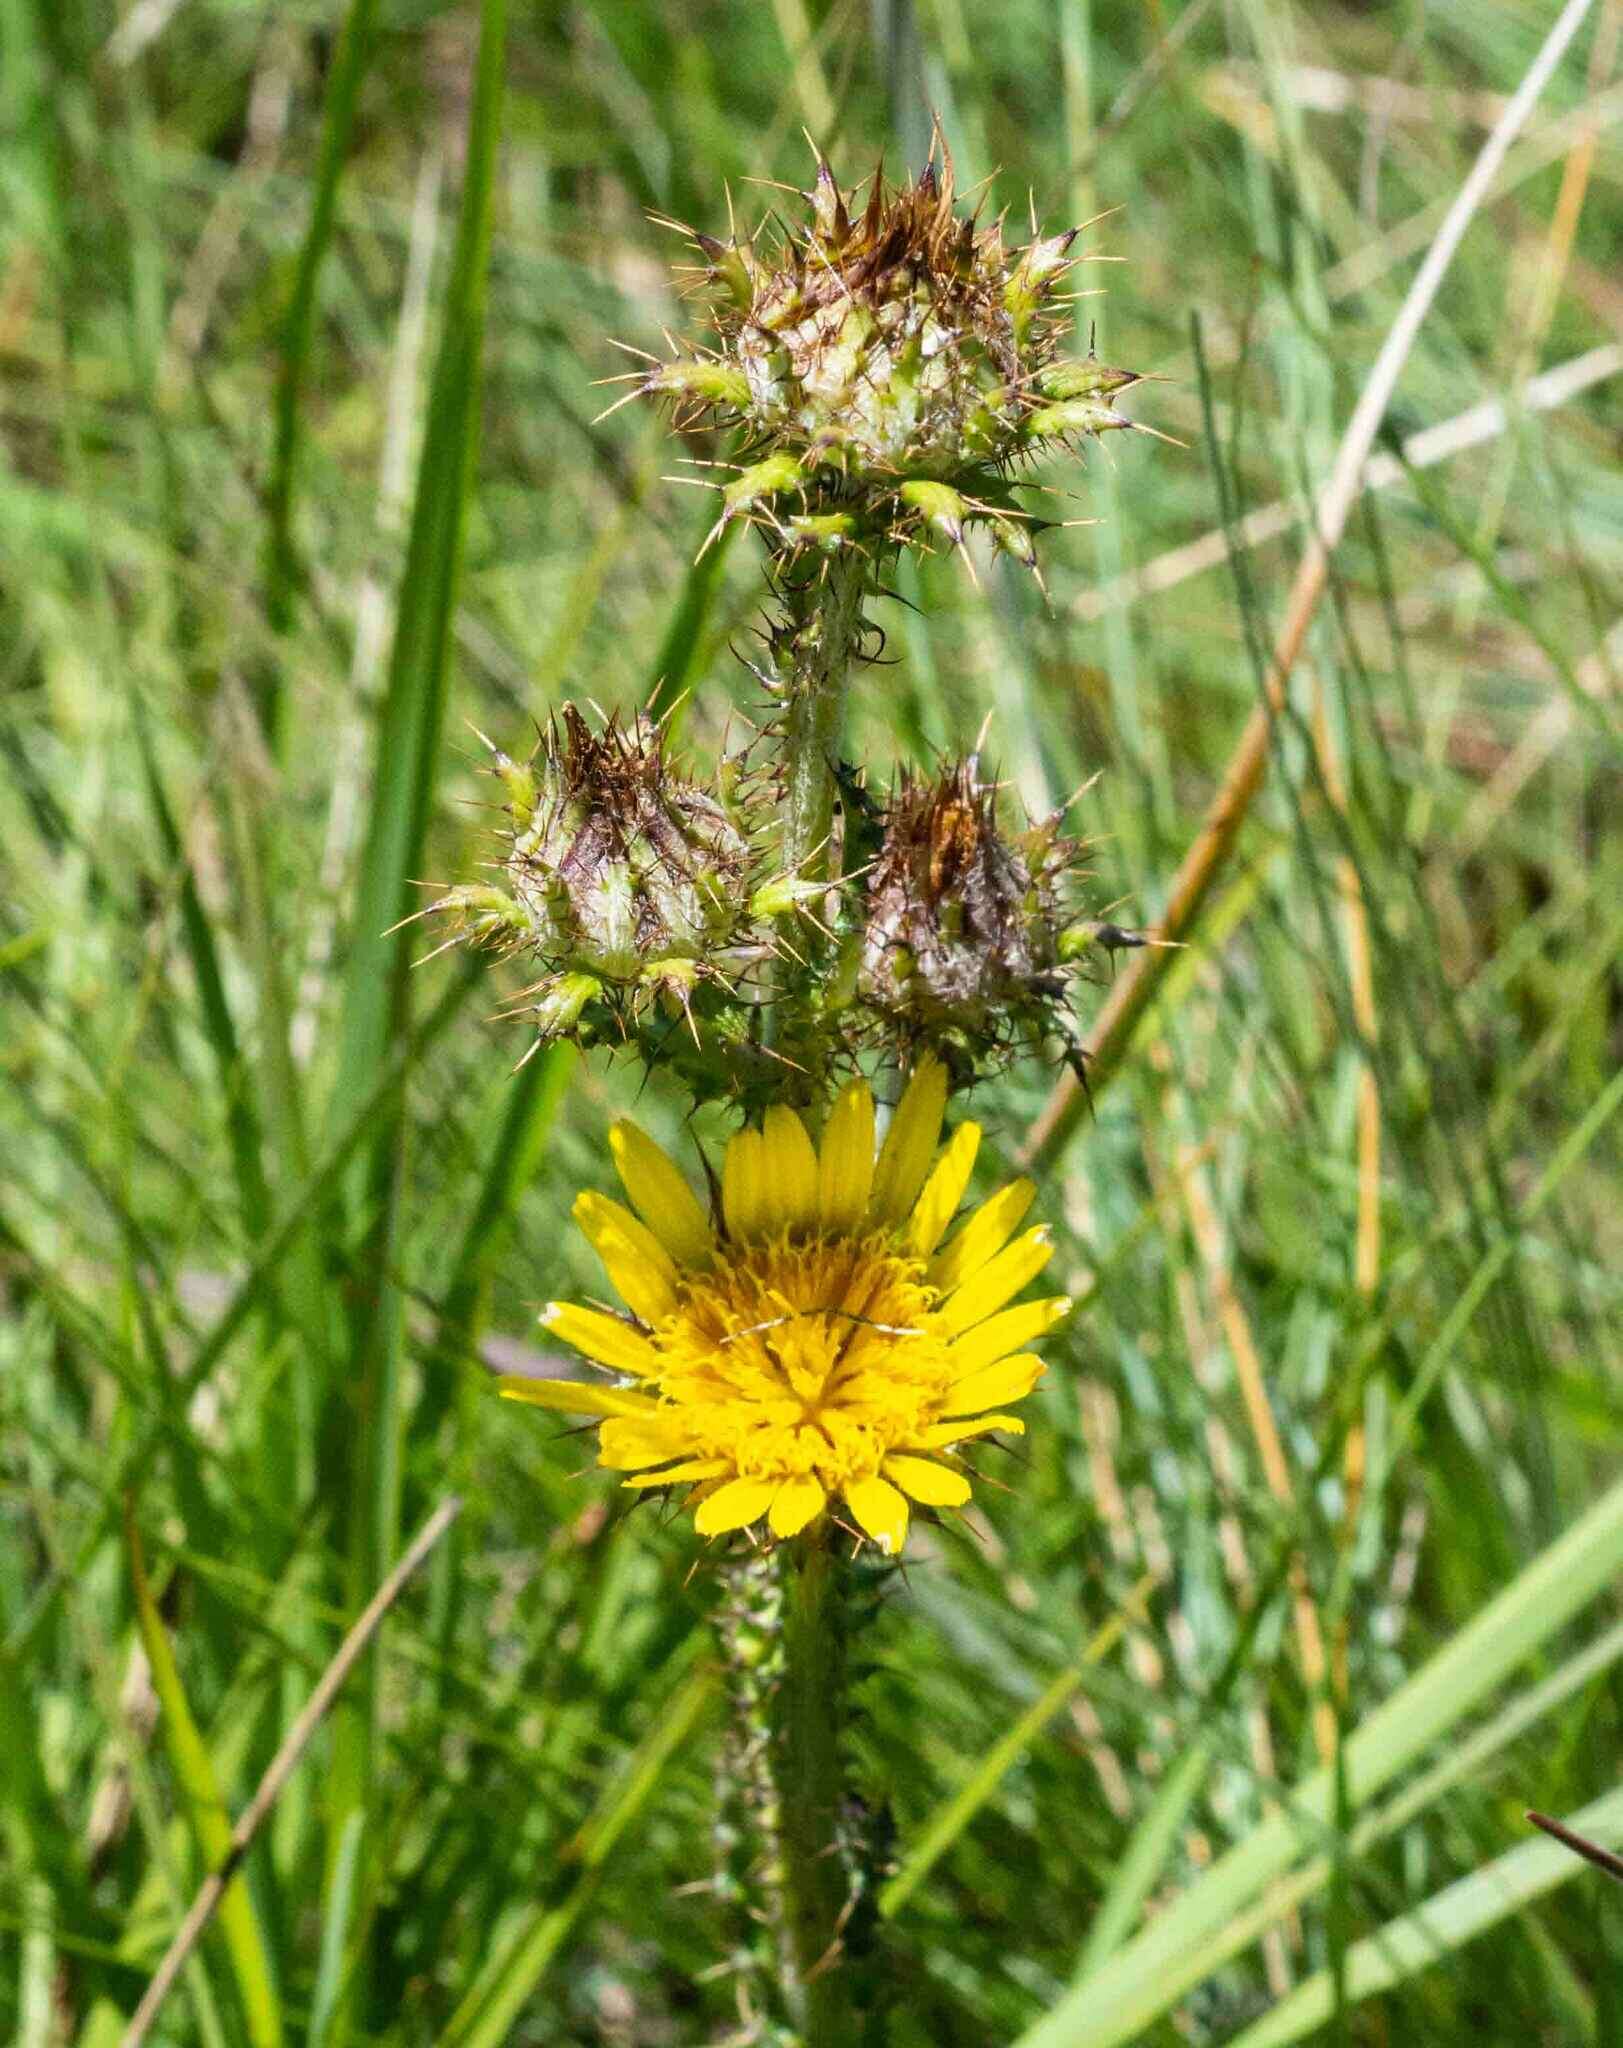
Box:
[428, 705, 782, 1051]
[857, 756, 1096, 1080]
[627, 132, 1145, 570]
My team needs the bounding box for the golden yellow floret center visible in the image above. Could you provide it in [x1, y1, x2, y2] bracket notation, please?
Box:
[641, 1234, 953, 1487]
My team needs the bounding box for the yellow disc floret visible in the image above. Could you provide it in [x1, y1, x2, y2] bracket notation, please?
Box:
[499, 1059, 1069, 1555]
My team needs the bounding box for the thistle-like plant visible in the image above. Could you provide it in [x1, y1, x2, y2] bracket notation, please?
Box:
[444, 139, 1157, 2043]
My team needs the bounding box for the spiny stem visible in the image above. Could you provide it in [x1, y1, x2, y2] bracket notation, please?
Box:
[777, 550, 868, 886]
[771, 1531, 857, 2043]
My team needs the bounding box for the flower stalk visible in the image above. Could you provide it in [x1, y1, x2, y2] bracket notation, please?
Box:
[776, 550, 869, 889]
[771, 1531, 858, 2042]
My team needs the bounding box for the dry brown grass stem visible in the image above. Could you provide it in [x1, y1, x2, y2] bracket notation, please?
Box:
[1326, 0, 1617, 1653]
[122, 1498, 463, 2048]
[1177, 1144, 1338, 1766]
[1021, 0, 1600, 1175]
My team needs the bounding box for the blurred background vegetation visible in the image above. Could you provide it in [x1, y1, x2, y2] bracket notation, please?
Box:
[2, 1, 1621, 2043]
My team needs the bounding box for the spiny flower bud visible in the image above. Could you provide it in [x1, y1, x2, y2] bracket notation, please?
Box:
[857, 757, 1092, 1080]
[622, 129, 1148, 569]
[429, 706, 779, 1056]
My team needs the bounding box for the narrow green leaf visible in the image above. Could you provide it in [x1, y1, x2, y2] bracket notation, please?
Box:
[329, 0, 508, 1126]
[881, 1580, 1150, 1919]
[125, 1504, 283, 2048]
[1013, 1474, 1623, 2048]
[264, 0, 382, 670]
[131, 702, 272, 1243]
[319, 0, 508, 2018]
[1227, 1789, 1623, 2048]
[1072, 1739, 1212, 1980]
[306, 1810, 364, 2048]
[436, 1044, 576, 1359]
[646, 515, 738, 722]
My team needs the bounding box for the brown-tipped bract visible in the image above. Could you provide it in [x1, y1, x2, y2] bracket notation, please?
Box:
[430, 708, 778, 1065]
[858, 758, 1095, 1080]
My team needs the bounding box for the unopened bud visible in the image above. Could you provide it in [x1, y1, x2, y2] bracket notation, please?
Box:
[858, 759, 1092, 1076]
[630, 128, 1148, 574]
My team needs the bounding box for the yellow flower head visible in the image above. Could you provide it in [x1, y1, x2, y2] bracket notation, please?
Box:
[500, 1060, 1069, 1555]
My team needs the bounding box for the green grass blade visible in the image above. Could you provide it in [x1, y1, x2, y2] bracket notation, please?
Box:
[126, 1503, 283, 2048]
[1071, 1738, 1213, 1981]
[263, 0, 382, 673]
[645, 516, 739, 722]
[131, 703, 272, 1244]
[319, 0, 508, 2017]
[411, 1042, 575, 1470]
[305, 1811, 364, 2048]
[438, 1661, 716, 2048]
[1013, 1474, 1623, 2048]
[329, 0, 508, 1126]
[433, 1044, 576, 1372]
[1226, 1789, 1623, 2048]
[880, 1582, 1149, 1920]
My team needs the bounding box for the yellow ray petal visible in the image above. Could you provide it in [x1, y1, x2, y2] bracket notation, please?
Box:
[929, 1178, 1036, 1292]
[883, 1455, 972, 1507]
[598, 1413, 694, 1469]
[936, 1226, 1055, 1337]
[540, 1301, 660, 1377]
[943, 1353, 1046, 1417]
[573, 1192, 679, 1324]
[722, 1127, 767, 1243]
[869, 1057, 947, 1226]
[573, 1192, 677, 1282]
[761, 1105, 819, 1235]
[497, 1377, 654, 1420]
[843, 1474, 910, 1554]
[621, 1459, 732, 1488]
[914, 1413, 1027, 1448]
[694, 1475, 778, 1535]
[906, 1121, 981, 1258]
[818, 1078, 875, 1230]
[609, 1120, 714, 1267]
[947, 1295, 1071, 1377]
[768, 1475, 827, 1537]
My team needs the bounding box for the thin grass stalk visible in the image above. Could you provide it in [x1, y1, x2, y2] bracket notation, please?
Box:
[263, 0, 382, 716]
[318, 0, 507, 2000]
[1021, 0, 1599, 1170]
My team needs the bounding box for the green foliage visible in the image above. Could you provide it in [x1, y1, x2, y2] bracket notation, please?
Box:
[1, 2, 1619, 2045]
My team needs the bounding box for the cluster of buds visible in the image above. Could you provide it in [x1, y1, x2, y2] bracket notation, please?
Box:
[436, 143, 1157, 1103]
[620, 132, 1145, 575]
[431, 721, 1115, 1096]
[853, 757, 1097, 1081]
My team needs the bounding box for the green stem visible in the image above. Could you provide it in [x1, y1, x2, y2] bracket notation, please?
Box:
[777, 550, 867, 884]
[771, 1530, 858, 2043]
